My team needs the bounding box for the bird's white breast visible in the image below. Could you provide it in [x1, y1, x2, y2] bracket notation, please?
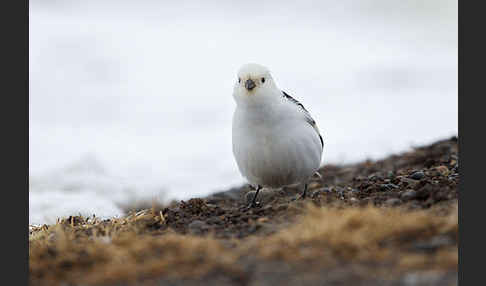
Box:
[232, 100, 322, 188]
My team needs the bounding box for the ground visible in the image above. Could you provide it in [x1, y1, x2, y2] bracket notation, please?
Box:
[29, 137, 458, 286]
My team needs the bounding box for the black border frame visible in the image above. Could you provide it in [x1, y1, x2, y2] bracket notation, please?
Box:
[3, 0, 29, 284]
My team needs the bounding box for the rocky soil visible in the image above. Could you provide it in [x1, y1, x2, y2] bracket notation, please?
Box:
[29, 136, 458, 286]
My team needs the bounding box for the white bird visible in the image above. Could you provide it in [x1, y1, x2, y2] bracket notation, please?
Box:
[232, 63, 324, 207]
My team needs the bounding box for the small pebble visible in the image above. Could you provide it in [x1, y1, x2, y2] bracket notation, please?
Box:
[400, 177, 419, 187]
[401, 190, 418, 200]
[380, 183, 399, 192]
[436, 165, 450, 176]
[206, 217, 221, 225]
[368, 173, 383, 181]
[263, 205, 273, 211]
[409, 171, 425, 180]
[188, 220, 209, 234]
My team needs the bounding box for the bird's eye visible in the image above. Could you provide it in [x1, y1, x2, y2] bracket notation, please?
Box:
[261, 77, 265, 83]
[238, 78, 241, 83]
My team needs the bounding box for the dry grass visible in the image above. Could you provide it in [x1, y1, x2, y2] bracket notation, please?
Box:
[30, 204, 458, 285]
[30, 211, 239, 285]
[256, 203, 458, 270]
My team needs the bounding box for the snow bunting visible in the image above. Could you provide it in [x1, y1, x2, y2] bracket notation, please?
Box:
[232, 63, 324, 207]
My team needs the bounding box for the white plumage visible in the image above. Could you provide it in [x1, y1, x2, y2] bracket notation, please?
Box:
[231, 63, 324, 205]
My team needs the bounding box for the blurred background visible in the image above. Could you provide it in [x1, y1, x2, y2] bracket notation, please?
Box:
[29, 0, 457, 224]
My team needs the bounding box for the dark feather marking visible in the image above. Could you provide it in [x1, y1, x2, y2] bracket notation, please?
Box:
[282, 91, 324, 148]
[282, 91, 309, 113]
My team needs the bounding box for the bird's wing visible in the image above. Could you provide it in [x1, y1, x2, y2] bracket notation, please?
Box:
[282, 91, 324, 149]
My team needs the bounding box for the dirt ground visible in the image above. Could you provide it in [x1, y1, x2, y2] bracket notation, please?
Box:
[29, 136, 458, 286]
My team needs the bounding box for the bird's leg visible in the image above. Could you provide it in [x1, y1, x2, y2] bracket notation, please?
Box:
[299, 183, 308, 200]
[247, 185, 262, 208]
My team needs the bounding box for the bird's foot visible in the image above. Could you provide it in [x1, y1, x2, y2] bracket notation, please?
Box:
[244, 185, 262, 210]
[291, 193, 307, 202]
[244, 201, 261, 210]
[291, 185, 308, 202]
[298, 184, 308, 200]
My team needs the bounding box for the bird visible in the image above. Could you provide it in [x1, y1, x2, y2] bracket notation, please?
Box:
[232, 63, 324, 208]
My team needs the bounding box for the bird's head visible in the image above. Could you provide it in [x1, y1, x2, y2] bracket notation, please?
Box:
[233, 63, 279, 105]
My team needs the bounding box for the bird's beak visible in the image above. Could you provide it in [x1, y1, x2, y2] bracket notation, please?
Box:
[245, 79, 256, 91]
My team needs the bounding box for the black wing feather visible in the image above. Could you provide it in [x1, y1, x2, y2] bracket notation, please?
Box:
[282, 91, 324, 148]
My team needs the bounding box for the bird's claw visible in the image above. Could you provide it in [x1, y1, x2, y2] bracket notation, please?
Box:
[291, 193, 307, 202]
[244, 201, 260, 210]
